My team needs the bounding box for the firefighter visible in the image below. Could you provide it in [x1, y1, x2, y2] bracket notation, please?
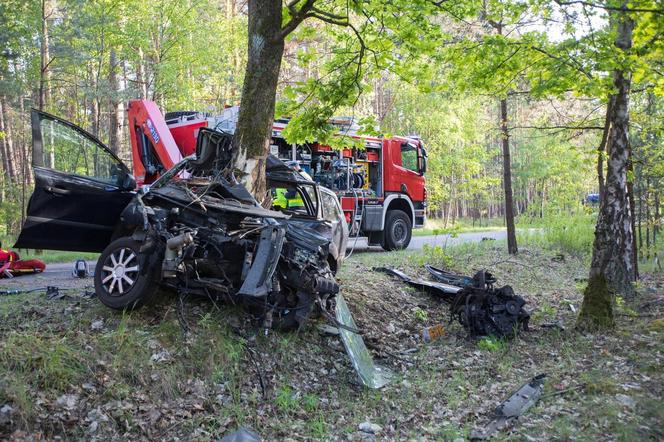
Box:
[273, 187, 304, 209]
[273, 161, 307, 210]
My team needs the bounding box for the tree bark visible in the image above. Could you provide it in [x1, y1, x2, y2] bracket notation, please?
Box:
[232, 0, 285, 200]
[578, 10, 636, 329]
[637, 166, 643, 260]
[0, 98, 17, 182]
[108, 49, 121, 154]
[645, 176, 651, 258]
[500, 98, 518, 254]
[0, 99, 11, 183]
[136, 47, 147, 99]
[627, 133, 638, 276]
[35, 0, 51, 167]
[39, 0, 51, 112]
[597, 95, 615, 203]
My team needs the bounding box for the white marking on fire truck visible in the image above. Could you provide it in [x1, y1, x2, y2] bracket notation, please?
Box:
[146, 118, 160, 144]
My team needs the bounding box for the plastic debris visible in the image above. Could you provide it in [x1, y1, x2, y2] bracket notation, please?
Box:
[470, 374, 547, 440]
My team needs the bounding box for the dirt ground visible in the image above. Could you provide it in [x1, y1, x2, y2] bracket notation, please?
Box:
[1, 242, 663, 441]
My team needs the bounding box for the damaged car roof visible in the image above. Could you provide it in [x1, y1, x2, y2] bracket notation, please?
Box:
[266, 154, 315, 185]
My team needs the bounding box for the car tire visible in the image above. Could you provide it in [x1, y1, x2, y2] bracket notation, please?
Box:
[382, 210, 412, 251]
[95, 237, 159, 310]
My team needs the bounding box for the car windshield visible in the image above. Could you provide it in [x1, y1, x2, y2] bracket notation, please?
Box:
[149, 154, 195, 189]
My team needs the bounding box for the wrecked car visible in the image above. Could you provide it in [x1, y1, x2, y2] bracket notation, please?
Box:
[15, 110, 346, 329]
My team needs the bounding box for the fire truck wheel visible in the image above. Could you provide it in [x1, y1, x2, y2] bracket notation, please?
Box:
[383, 210, 412, 251]
[95, 237, 160, 310]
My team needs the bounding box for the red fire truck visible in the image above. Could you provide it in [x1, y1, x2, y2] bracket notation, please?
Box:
[269, 119, 427, 251]
[128, 100, 427, 250]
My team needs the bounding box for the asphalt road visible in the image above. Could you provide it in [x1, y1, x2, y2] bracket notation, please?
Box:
[1, 229, 507, 290]
[347, 229, 507, 252]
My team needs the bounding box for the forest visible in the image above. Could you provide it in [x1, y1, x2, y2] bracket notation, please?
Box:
[0, 0, 659, 233]
[0, 0, 663, 440]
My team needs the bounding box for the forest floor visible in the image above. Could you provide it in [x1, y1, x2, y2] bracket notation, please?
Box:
[1, 241, 663, 441]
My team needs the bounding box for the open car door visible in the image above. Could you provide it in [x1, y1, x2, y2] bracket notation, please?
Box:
[14, 110, 136, 252]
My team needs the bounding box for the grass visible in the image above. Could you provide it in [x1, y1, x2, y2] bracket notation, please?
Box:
[1, 235, 99, 264]
[413, 217, 506, 237]
[1, 231, 663, 440]
[518, 211, 596, 256]
[20, 250, 100, 264]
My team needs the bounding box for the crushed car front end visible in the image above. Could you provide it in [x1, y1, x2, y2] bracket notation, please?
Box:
[98, 134, 339, 329]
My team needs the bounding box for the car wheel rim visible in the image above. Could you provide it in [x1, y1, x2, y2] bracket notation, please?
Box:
[392, 220, 407, 245]
[101, 248, 139, 295]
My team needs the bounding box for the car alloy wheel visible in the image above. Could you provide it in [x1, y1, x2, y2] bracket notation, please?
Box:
[101, 247, 139, 295]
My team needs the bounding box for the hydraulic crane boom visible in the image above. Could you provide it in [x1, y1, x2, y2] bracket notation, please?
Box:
[127, 99, 183, 185]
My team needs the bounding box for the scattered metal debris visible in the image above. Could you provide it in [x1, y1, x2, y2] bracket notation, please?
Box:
[336, 294, 393, 389]
[540, 320, 566, 331]
[46, 286, 96, 301]
[0, 285, 95, 300]
[219, 427, 261, 442]
[376, 267, 462, 297]
[470, 373, 547, 440]
[376, 266, 530, 339]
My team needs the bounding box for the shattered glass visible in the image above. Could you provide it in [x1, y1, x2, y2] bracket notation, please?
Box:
[335, 294, 392, 389]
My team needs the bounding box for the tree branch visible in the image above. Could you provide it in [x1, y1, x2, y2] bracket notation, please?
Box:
[529, 45, 594, 80]
[511, 125, 605, 130]
[279, 0, 317, 40]
[554, 0, 664, 15]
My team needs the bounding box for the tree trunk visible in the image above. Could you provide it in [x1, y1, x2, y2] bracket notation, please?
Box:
[0, 99, 11, 183]
[35, 0, 51, 167]
[232, 0, 284, 200]
[136, 47, 147, 99]
[18, 93, 32, 186]
[645, 176, 651, 258]
[637, 167, 643, 260]
[39, 0, 51, 112]
[0, 98, 17, 182]
[597, 95, 615, 203]
[578, 10, 635, 330]
[500, 98, 518, 254]
[108, 49, 121, 154]
[92, 98, 100, 138]
[627, 139, 638, 277]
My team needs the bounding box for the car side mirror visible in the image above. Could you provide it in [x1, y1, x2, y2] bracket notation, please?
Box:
[121, 173, 137, 190]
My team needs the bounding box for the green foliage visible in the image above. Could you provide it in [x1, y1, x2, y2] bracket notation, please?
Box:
[417, 244, 454, 268]
[520, 211, 596, 255]
[477, 336, 507, 352]
[413, 307, 428, 323]
[278, 0, 445, 145]
[532, 302, 557, 322]
[274, 385, 299, 412]
[382, 87, 497, 213]
[581, 370, 619, 395]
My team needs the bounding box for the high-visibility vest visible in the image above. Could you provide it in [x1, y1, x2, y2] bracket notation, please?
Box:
[274, 188, 304, 208]
[274, 188, 288, 208]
